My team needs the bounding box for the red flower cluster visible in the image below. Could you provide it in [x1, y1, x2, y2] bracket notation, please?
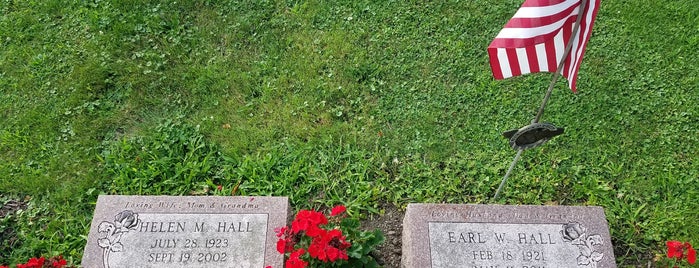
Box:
[275, 205, 351, 268]
[291, 210, 328, 237]
[1, 256, 68, 268]
[286, 249, 308, 268]
[308, 229, 351, 262]
[667, 241, 697, 266]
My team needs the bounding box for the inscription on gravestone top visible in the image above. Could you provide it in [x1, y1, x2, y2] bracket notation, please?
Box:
[82, 195, 288, 268]
[402, 204, 616, 268]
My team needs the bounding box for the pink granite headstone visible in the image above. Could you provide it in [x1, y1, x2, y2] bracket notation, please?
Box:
[402, 203, 617, 268]
[82, 195, 288, 268]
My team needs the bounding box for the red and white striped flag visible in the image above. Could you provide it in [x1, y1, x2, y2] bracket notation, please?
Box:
[488, 0, 600, 91]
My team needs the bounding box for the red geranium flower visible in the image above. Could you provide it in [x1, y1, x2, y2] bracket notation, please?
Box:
[291, 210, 328, 237]
[667, 240, 697, 265]
[285, 249, 308, 268]
[308, 229, 351, 262]
[277, 238, 289, 254]
[668, 240, 685, 258]
[16, 257, 45, 268]
[275, 226, 284, 238]
[330, 205, 346, 216]
[27, 257, 45, 267]
[275, 226, 297, 254]
[51, 255, 67, 268]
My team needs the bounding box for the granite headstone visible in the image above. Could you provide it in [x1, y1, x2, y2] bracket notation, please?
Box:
[402, 204, 616, 268]
[82, 195, 288, 268]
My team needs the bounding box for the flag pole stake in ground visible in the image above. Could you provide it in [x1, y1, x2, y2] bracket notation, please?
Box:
[489, 0, 598, 201]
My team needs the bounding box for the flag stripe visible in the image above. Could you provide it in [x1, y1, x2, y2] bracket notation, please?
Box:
[506, 3, 578, 29]
[506, 48, 522, 77]
[535, 43, 548, 72]
[567, 23, 580, 83]
[544, 38, 555, 72]
[521, 0, 568, 7]
[497, 48, 512, 78]
[488, 48, 505, 79]
[525, 45, 540, 73]
[489, 29, 559, 48]
[561, 19, 573, 77]
[512, 0, 578, 19]
[516, 47, 531, 74]
[553, 29, 565, 72]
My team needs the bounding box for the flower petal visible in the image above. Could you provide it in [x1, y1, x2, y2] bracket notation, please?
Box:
[111, 242, 124, 252]
[587, 235, 603, 246]
[667, 240, 684, 258]
[577, 254, 591, 265]
[591, 251, 604, 262]
[331, 205, 346, 216]
[97, 238, 111, 248]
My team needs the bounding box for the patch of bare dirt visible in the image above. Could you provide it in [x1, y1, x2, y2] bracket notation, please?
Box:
[0, 198, 27, 218]
[363, 203, 405, 268]
[1, 197, 28, 254]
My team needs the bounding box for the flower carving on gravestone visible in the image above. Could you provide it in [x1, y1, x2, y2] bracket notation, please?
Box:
[97, 210, 141, 268]
[561, 222, 604, 268]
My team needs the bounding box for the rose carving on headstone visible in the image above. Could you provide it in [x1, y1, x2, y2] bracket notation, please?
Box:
[562, 222, 586, 243]
[561, 222, 604, 267]
[97, 210, 141, 268]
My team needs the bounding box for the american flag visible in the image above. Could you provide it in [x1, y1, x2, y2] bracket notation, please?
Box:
[488, 0, 600, 91]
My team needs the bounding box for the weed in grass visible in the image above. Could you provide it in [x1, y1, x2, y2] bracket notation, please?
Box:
[99, 120, 226, 196]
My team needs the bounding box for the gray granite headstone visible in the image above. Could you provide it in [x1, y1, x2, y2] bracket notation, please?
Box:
[402, 204, 616, 268]
[82, 195, 288, 268]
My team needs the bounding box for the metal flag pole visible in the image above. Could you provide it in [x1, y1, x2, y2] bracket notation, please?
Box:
[492, 0, 589, 201]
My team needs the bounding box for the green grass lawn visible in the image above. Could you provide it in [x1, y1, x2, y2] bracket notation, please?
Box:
[1, 0, 697, 266]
